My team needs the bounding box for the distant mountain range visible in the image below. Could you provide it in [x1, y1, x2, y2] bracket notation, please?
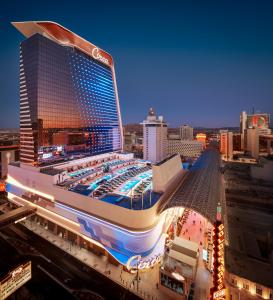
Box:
[0, 128, 19, 133]
[123, 124, 240, 134]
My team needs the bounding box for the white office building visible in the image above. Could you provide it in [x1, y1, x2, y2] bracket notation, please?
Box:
[240, 111, 247, 151]
[180, 125, 193, 140]
[142, 108, 167, 163]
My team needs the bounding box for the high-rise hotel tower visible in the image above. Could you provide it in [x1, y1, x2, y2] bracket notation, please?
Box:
[142, 108, 167, 163]
[12, 21, 123, 165]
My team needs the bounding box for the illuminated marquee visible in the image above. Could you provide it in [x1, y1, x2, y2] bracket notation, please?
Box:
[0, 261, 31, 300]
[210, 221, 226, 300]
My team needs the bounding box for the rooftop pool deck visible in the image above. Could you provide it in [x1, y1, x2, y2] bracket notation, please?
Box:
[100, 191, 162, 210]
[67, 163, 160, 210]
[118, 170, 152, 194]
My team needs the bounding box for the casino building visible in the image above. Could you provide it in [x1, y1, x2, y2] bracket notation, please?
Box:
[7, 21, 184, 269]
[14, 21, 123, 165]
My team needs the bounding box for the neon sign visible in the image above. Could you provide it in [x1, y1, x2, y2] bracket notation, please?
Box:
[0, 261, 31, 300]
[92, 47, 109, 65]
[210, 221, 226, 300]
[213, 288, 226, 299]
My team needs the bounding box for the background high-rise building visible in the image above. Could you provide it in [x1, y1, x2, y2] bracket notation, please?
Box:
[240, 111, 247, 150]
[240, 110, 271, 151]
[142, 108, 167, 163]
[179, 125, 193, 140]
[245, 128, 260, 159]
[13, 21, 123, 165]
[220, 130, 233, 161]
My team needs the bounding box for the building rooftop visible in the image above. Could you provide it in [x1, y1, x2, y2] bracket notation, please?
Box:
[12, 21, 113, 68]
[162, 147, 221, 223]
[224, 162, 273, 289]
[172, 236, 199, 254]
[35, 153, 162, 211]
[155, 154, 177, 166]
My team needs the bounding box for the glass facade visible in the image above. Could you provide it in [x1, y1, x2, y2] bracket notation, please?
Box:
[20, 33, 122, 165]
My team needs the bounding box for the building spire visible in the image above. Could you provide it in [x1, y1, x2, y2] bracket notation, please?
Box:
[148, 107, 155, 117]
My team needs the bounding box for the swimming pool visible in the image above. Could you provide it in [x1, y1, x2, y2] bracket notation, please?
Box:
[87, 174, 112, 191]
[69, 168, 91, 178]
[138, 171, 152, 180]
[100, 194, 129, 204]
[120, 179, 140, 193]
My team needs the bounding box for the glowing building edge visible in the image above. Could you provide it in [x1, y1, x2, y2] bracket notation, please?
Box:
[7, 153, 185, 267]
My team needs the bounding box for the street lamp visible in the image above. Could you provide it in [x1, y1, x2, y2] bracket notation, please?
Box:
[136, 256, 141, 292]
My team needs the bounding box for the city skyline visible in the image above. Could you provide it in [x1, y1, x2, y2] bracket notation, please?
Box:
[1, 0, 273, 128]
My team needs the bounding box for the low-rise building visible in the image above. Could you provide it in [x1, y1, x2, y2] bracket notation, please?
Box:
[251, 157, 273, 182]
[224, 162, 273, 300]
[0, 130, 20, 179]
[0, 145, 20, 179]
[196, 133, 206, 147]
[160, 237, 199, 300]
[167, 139, 203, 158]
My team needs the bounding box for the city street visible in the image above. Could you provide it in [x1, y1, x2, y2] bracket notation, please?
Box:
[20, 219, 166, 300]
[179, 209, 213, 300]
[0, 219, 141, 300]
[0, 231, 75, 300]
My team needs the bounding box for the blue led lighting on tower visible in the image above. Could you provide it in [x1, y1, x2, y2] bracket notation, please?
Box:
[12, 21, 123, 165]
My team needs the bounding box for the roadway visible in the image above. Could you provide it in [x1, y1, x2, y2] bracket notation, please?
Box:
[0, 205, 140, 300]
[163, 146, 222, 223]
[0, 226, 75, 300]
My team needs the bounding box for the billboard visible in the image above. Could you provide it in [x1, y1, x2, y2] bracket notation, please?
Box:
[247, 114, 270, 129]
[0, 261, 31, 300]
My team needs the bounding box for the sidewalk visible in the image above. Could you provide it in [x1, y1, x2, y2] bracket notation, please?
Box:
[23, 219, 171, 300]
[179, 210, 212, 300]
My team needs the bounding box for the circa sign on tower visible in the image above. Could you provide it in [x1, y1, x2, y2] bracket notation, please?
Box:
[92, 47, 109, 65]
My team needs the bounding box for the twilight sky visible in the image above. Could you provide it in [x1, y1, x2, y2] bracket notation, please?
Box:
[1, 0, 273, 128]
